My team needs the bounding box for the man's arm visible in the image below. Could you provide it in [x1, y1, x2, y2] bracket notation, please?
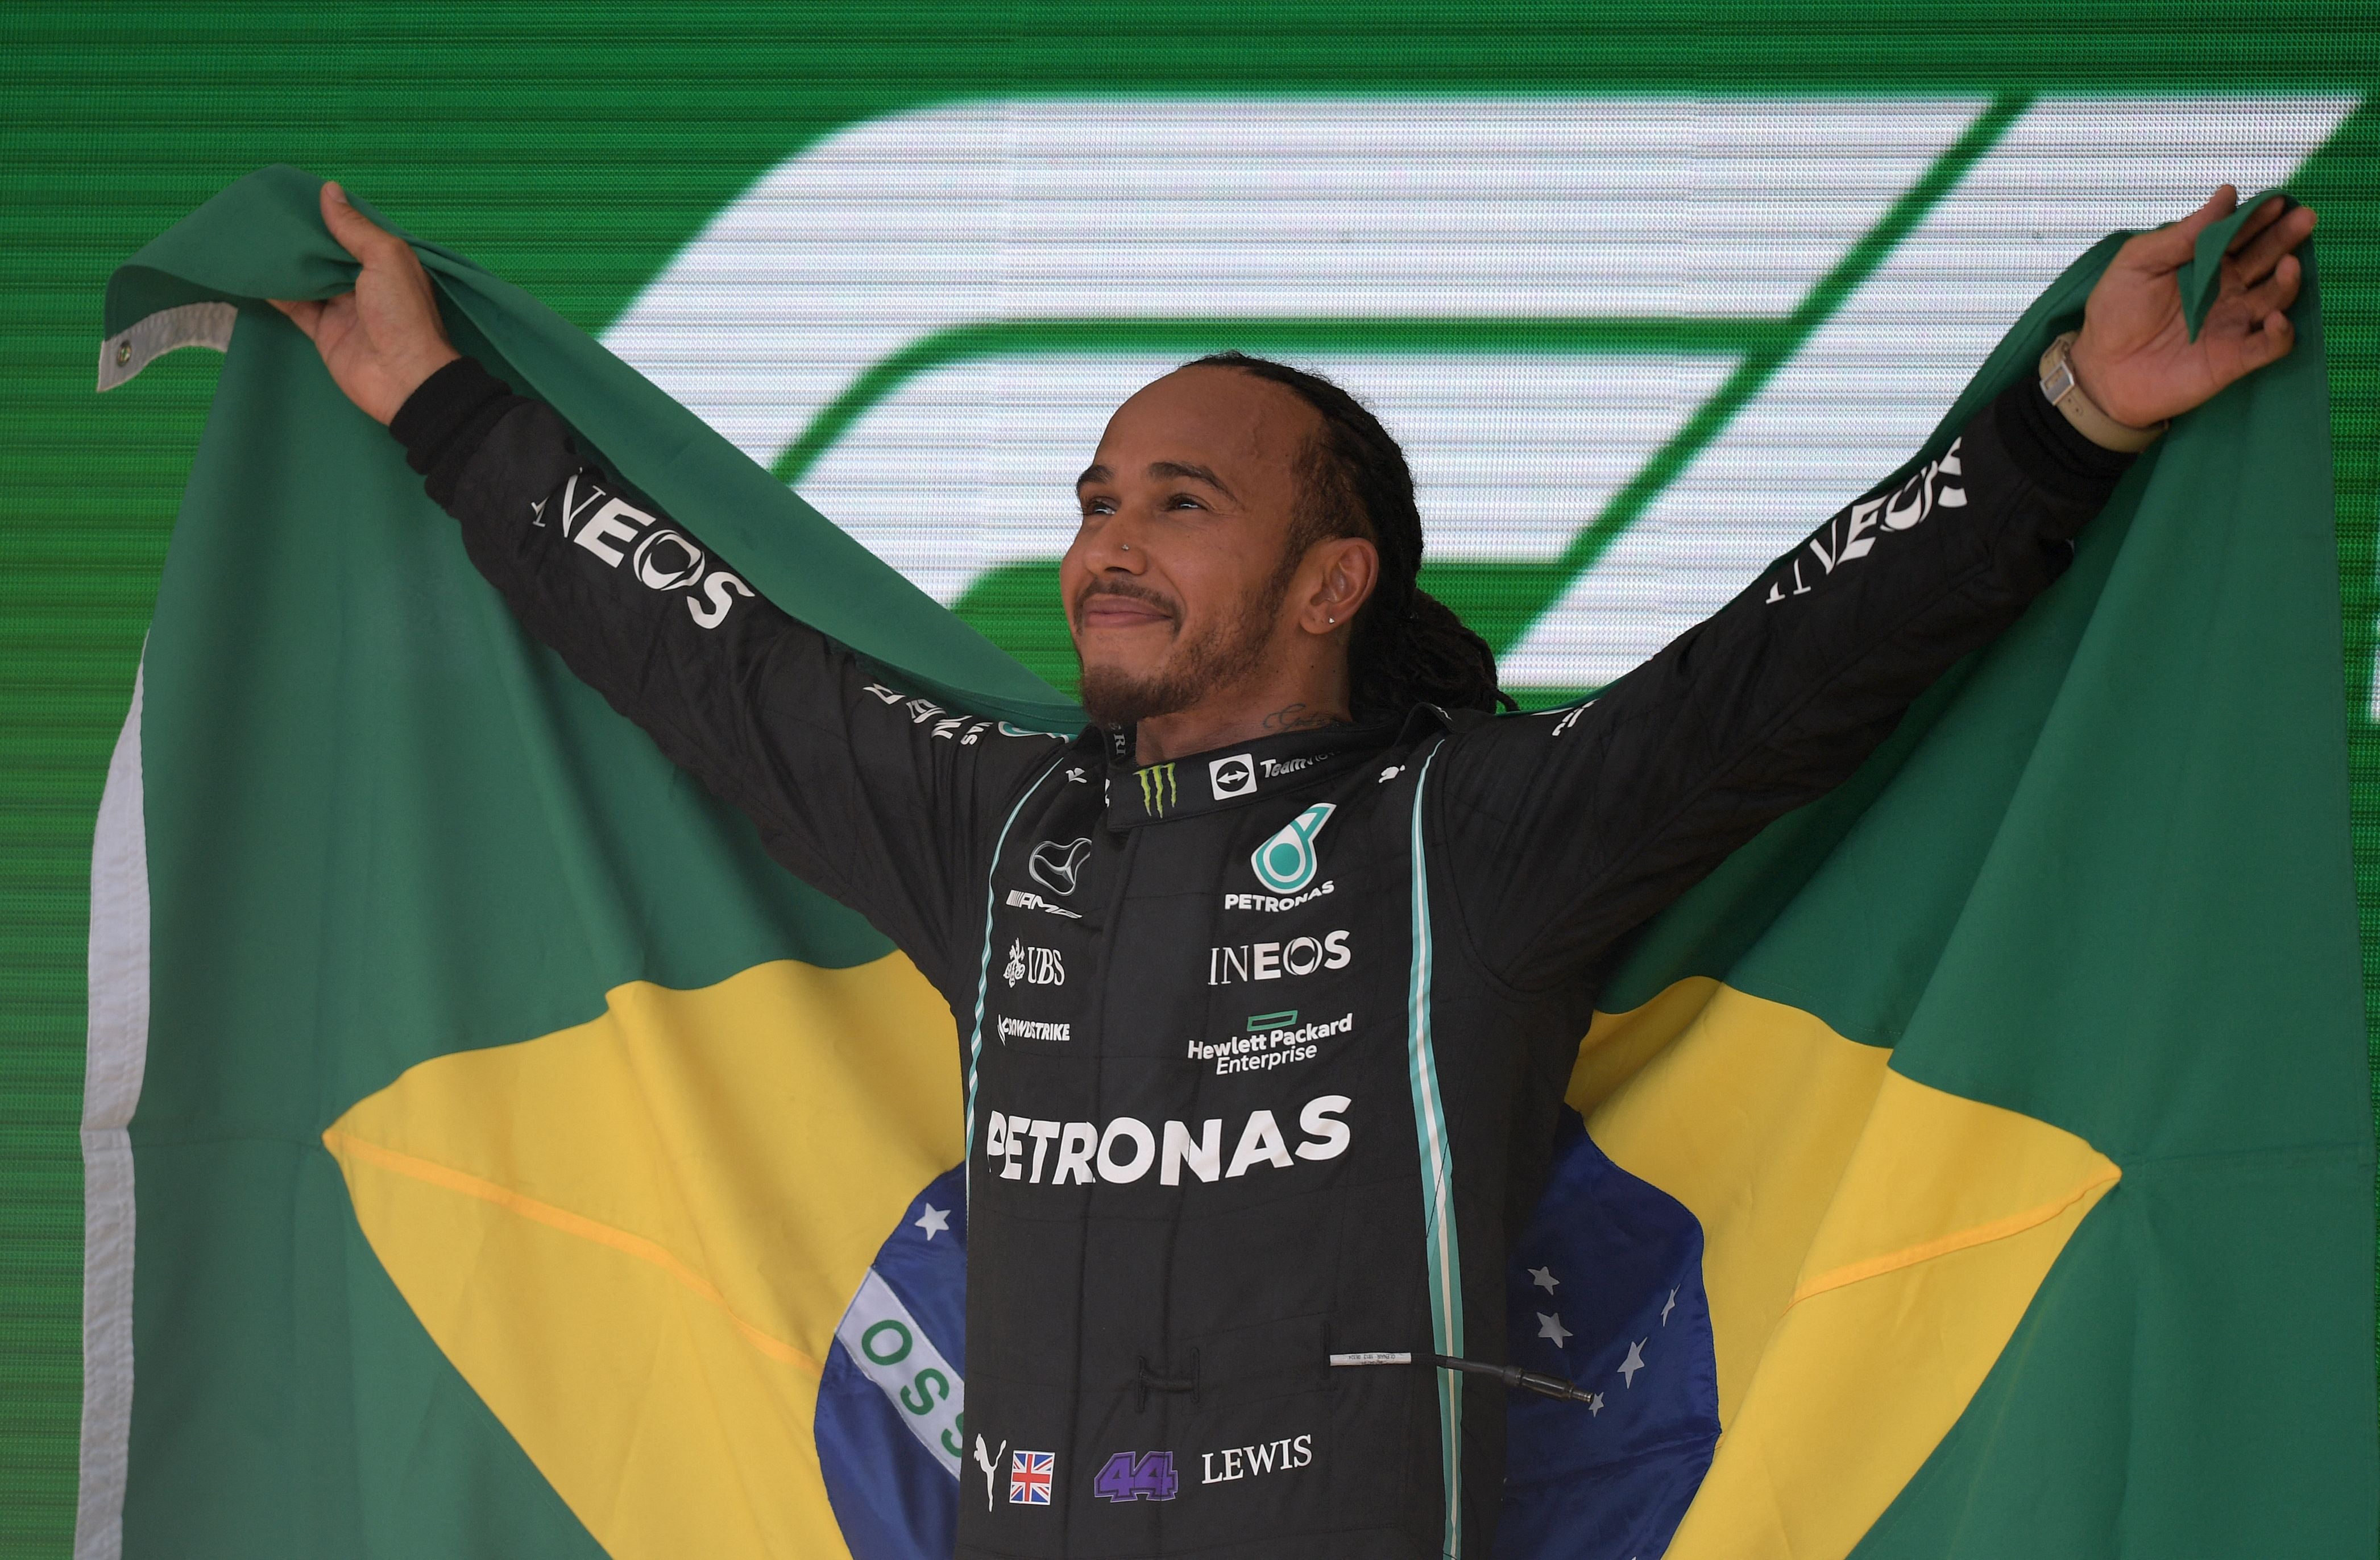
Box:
[1438, 374, 2126, 988]
[276, 183, 1073, 983]
[1436, 186, 2315, 990]
[401, 362, 1072, 975]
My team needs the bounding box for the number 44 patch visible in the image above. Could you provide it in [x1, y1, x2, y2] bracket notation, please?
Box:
[1093, 1451, 1180, 1503]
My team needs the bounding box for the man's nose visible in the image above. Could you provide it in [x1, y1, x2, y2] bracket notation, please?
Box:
[1080, 515, 1150, 574]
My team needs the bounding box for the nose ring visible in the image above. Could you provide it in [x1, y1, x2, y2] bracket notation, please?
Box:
[1121, 543, 1130, 552]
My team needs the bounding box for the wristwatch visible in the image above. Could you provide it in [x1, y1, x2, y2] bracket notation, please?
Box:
[2039, 330, 2167, 453]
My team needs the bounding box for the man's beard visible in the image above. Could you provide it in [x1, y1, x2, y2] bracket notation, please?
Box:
[1075, 567, 1293, 729]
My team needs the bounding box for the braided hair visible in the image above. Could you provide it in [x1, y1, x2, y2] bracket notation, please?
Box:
[1193, 351, 1513, 721]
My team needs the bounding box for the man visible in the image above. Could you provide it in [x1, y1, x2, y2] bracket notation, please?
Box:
[276, 178, 2312, 1558]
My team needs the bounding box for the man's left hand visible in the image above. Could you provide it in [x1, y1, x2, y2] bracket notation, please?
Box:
[2069, 185, 2316, 429]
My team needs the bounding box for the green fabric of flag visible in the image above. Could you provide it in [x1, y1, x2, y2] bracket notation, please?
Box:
[85, 165, 1068, 1559]
[80, 165, 2375, 1559]
[1574, 208, 2378, 1555]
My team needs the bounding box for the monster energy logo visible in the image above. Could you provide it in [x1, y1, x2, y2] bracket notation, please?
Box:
[1137, 763, 1178, 816]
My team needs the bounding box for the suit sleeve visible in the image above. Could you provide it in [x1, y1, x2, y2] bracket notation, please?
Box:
[391, 358, 1075, 988]
[1436, 374, 2138, 991]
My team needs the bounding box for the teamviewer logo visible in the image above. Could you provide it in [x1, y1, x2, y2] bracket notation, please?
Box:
[1209, 754, 1257, 799]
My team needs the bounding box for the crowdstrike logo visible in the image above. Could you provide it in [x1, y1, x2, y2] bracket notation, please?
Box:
[997, 1015, 1071, 1044]
[981, 1096, 1351, 1185]
[1209, 752, 1257, 798]
[1250, 803, 1334, 895]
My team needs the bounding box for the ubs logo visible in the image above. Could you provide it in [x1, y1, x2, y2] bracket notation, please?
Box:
[1004, 940, 1065, 988]
[1209, 753, 1257, 799]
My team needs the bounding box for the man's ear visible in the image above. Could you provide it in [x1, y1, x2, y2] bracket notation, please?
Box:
[1302, 536, 1380, 634]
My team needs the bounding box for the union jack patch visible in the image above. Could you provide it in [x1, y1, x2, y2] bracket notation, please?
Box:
[1009, 1449, 1054, 1504]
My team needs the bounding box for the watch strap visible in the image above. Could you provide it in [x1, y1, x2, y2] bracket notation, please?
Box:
[2039, 330, 2167, 453]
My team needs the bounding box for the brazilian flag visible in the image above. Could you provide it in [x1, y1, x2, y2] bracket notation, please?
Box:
[79, 167, 2375, 1558]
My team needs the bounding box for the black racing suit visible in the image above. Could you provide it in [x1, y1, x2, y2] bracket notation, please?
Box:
[390, 357, 2130, 1559]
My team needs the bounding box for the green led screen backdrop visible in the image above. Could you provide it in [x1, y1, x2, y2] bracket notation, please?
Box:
[4, 6, 2377, 1555]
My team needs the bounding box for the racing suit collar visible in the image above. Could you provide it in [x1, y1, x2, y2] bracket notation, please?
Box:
[1103, 719, 1402, 828]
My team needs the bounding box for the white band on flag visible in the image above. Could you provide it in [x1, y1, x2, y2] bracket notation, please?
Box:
[97, 302, 237, 392]
[76, 660, 151, 1560]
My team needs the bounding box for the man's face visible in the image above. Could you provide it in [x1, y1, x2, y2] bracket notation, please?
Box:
[1063, 366, 1321, 727]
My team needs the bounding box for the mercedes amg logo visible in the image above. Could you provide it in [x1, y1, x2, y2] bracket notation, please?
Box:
[1029, 836, 1093, 896]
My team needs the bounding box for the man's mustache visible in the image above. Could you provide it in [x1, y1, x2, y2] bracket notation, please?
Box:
[1072, 579, 1181, 626]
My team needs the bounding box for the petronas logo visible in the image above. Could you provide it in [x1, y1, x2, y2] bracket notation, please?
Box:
[1251, 804, 1336, 895]
[1137, 763, 1178, 816]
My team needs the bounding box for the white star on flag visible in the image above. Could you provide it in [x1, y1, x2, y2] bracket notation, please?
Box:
[1536, 1311, 1572, 1348]
[1660, 1288, 1677, 1326]
[1529, 1265, 1558, 1293]
[1587, 1392, 1604, 1417]
[915, 1204, 951, 1240]
[1618, 1338, 1648, 1387]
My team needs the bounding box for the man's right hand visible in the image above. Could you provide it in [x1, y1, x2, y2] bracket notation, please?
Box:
[270, 181, 459, 425]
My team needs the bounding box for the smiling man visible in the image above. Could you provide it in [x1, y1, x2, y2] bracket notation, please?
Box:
[278, 177, 2312, 1558]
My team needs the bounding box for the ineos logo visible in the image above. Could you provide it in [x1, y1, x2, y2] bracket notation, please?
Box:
[1207, 931, 1351, 985]
[1209, 754, 1256, 799]
[550, 473, 756, 630]
[632, 529, 706, 590]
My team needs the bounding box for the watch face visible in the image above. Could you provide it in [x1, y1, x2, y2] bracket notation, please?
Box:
[2039, 334, 2078, 401]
